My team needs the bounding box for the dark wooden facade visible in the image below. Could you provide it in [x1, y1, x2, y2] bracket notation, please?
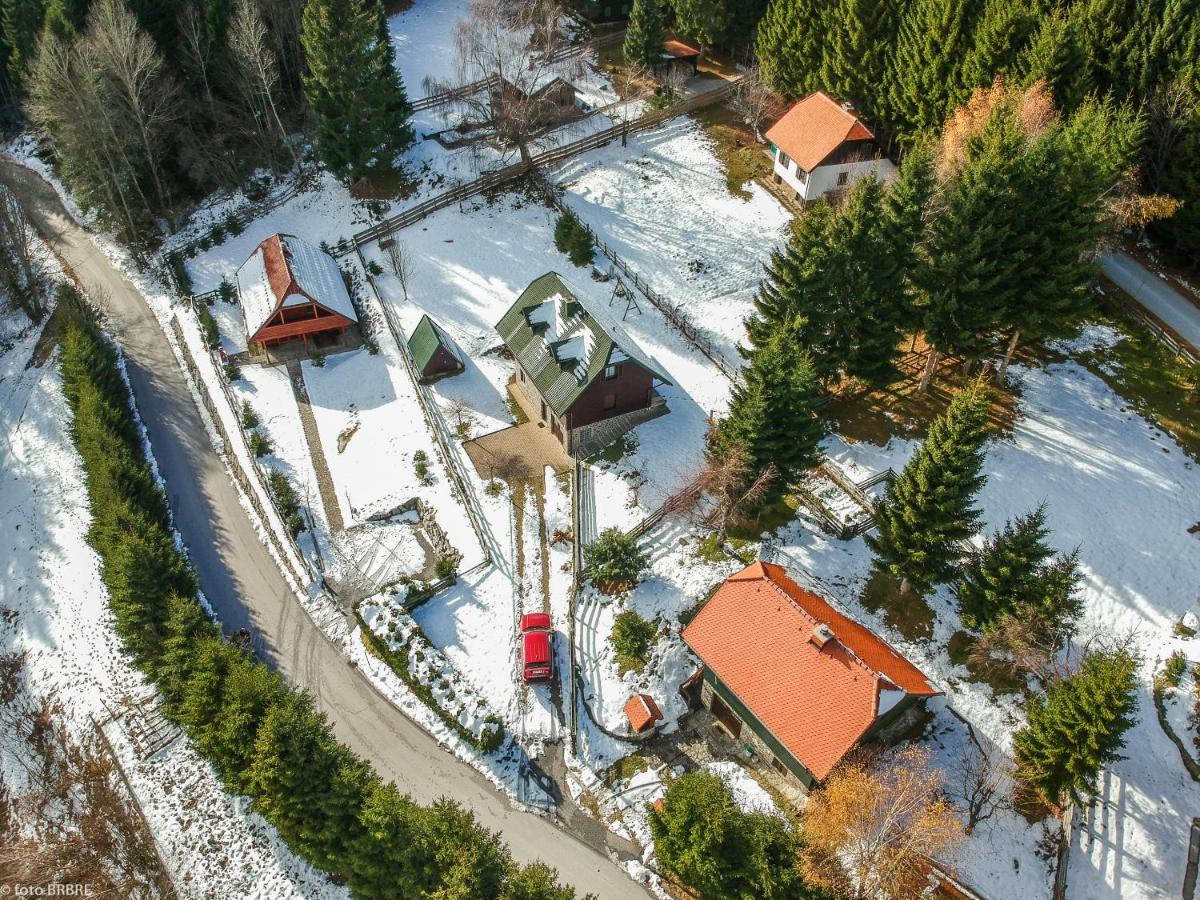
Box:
[253, 301, 355, 349]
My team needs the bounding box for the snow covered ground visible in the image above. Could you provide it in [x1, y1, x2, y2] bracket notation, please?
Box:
[0, 310, 343, 897]
[768, 325, 1200, 899]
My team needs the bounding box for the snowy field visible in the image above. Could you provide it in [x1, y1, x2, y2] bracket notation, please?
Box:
[766, 325, 1200, 899]
[0, 310, 342, 897]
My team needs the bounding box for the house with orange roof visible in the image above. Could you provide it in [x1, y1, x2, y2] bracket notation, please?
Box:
[681, 561, 940, 788]
[764, 91, 896, 204]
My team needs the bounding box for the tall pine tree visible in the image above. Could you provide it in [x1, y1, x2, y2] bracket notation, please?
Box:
[301, 0, 414, 184]
[1014, 649, 1138, 804]
[714, 335, 824, 505]
[958, 0, 1045, 98]
[956, 504, 1058, 631]
[2, 0, 46, 93]
[755, 0, 827, 97]
[623, 0, 665, 70]
[672, 0, 731, 50]
[820, 0, 898, 118]
[1017, 8, 1089, 113]
[867, 379, 991, 594]
[884, 0, 981, 137]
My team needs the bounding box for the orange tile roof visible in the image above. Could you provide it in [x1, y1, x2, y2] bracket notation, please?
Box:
[682, 562, 939, 781]
[624, 693, 664, 733]
[764, 91, 877, 173]
[661, 39, 701, 59]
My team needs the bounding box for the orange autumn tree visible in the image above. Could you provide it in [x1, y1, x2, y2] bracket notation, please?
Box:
[801, 746, 964, 899]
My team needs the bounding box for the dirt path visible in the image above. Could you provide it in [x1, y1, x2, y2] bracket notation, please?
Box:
[286, 359, 345, 533]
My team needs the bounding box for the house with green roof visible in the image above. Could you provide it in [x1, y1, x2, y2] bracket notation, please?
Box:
[408, 314, 464, 383]
[496, 272, 671, 458]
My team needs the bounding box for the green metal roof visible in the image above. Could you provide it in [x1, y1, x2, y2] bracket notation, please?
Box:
[495, 272, 671, 419]
[408, 313, 461, 372]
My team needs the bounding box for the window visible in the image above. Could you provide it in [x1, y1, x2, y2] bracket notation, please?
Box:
[777, 150, 791, 169]
[604, 363, 621, 380]
[518, 368, 525, 382]
[771, 756, 789, 777]
[837, 171, 850, 186]
[603, 392, 616, 409]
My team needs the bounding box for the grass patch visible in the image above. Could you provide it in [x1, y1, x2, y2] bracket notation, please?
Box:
[858, 569, 935, 643]
[946, 630, 1025, 696]
[591, 433, 636, 465]
[505, 391, 529, 424]
[691, 105, 773, 200]
[1075, 302, 1200, 461]
[694, 532, 727, 563]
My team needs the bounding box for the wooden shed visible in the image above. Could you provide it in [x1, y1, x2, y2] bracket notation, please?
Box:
[408, 314, 464, 383]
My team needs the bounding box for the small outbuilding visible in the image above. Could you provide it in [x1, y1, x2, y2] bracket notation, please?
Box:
[236, 233, 358, 355]
[624, 692, 664, 734]
[657, 38, 701, 77]
[408, 314, 464, 383]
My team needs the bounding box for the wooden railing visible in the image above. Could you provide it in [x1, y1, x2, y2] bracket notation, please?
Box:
[339, 78, 740, 254]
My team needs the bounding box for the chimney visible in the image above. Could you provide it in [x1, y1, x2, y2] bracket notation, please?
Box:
[809, 623, 834, 650]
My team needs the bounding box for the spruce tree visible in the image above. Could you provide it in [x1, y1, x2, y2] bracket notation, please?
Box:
[755, 0, 827, 97]
[875, 140, 935, 329]
[867, 379, 991, 594]
[502, 862, 577, 900]
[1017, 8, 1089, 113]
[820, 0, 899, 118]
[41, 0, 87, 41]
[715, 336, 824, 504]
[672, 0, 731, 49]
[2, 0, 47, 92]
[349, 780, 427, 898]
[956, 504, 1057, 631]
[301, 0, 414, 184]
[744, 203, 839, 359]
[158, 595, 219, 708]
[1152, 109, 1200, 260]
[1014, 649, 1138, 804]
[884, 0, 981, 136]
[623, 0, 665, 70]
[417, 798, 511, 898]
[251, 692, 372, 873]
[958, 0, 1044, 98]
[203, 651, 287, 794]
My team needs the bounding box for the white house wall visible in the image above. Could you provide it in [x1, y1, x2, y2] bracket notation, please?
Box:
[771, 150, 897, 202]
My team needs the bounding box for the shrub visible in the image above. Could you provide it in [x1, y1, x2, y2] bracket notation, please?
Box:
[249, 431, 273, 457]
[218, 277, 235, 303]
[267, 469, 305, 537]
[1162, 650, 1187, 689]
[196, 302, 219, 350]
[310, 350, 326, 368]
[477, 716, 505, 753]
[209, 222, 227, 245]
[413, 449, 430, 484]
[224, 361, 242, 381]
[366, 260, 384, 276]
[611, 609, 657, 674]
[241, 401, 260, 430]
[553, 209, 595, 267]
[222, 210, 243, 237]
[435, 556, 457, 579]
[485, 479, 505, 497]
[584, 527, 647, 587]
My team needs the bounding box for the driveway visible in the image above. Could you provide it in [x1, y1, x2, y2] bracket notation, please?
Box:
[1100, 250, 1200, 353]
[0, 158, 646, 899]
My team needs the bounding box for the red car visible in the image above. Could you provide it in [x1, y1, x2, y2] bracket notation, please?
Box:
[520, 612, 554, 683]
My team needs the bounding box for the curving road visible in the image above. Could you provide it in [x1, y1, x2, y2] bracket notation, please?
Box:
[0, 159, 645, 899]
[1100, 250, 1200, 354]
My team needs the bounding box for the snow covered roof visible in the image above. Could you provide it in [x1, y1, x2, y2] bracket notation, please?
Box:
[235, 234, 358, 340]
[683, 561, 940, 782]
[494, 272, 671, 418]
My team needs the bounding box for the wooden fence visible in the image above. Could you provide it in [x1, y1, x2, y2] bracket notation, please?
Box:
[341, 78, 740, 254]
[1098, 284, 1199, 365]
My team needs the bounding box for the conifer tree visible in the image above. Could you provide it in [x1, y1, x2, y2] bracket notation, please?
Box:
[502, 862, 577, 900]
[252, 692, 372, 873]
[1014, 649, 1138, 804]
[876, 140, 935, 315]
[884, 0, 980, 136]
[867, 379, 991, 594]
[2, 0, 47, 92]
[203, 650, 287, 794]
[958, 0, 1044, 97]
[744, 203, 838, 359]
[158, 595, 219, 708]
[301, 0, 414, 184]
[348, 780, 427, 898]
[41, 0, 87, 41]
[1017, 8, 1089, 113]
[672, 0, 731, 50]
[755, 0, 827, 97]
[820, 0, 899, 117]
[417, 798, 511, 898]
[1152, 109, 1200, 258]
[623, 0, 665, 70]
[715, 335, 824, 504]
[956, 505, 1057, 631]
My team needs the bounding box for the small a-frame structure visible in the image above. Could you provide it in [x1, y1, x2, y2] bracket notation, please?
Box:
[236, 233, 358, 354]
[408, 314, 465, 383]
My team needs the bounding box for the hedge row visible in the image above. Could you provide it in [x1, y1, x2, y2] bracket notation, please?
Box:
[59, 300, 576, 900]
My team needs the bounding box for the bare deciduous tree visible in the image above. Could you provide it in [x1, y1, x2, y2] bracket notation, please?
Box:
[228, 0, 297, 171]
[435, 0, 573, 163]
[730, 65, 779, 142]
[444, 396, 476, 439]
[949, 725, 1012, 834]
[0, 187, 50, 324]
[385, 238, 415, 300]
[802, 745, 965, 900]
